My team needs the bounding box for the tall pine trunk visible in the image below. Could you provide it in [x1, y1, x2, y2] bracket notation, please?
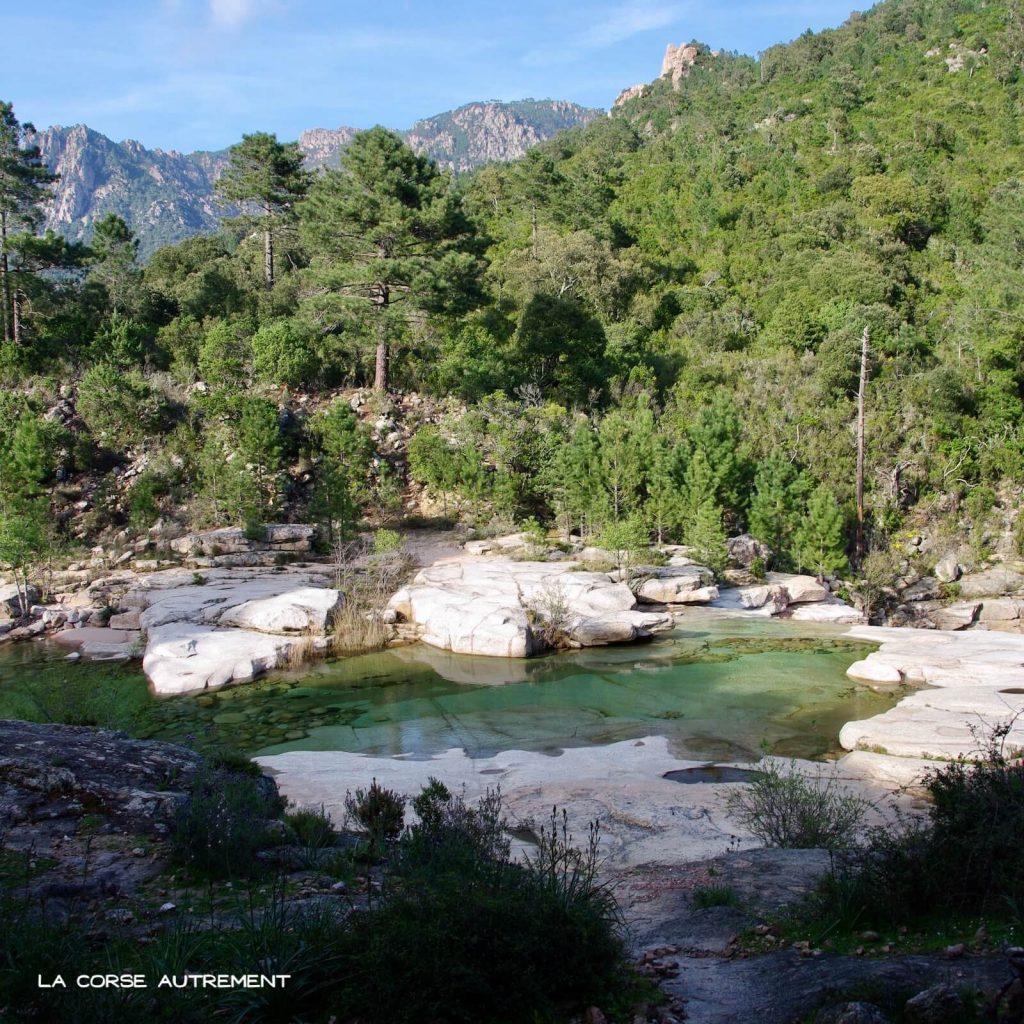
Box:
[373, 283, 390, 392]
[0, 211, 10, 344]
[263, 226, 274, 289]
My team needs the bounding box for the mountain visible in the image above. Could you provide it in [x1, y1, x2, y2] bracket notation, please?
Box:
[30, 100, 603, 259]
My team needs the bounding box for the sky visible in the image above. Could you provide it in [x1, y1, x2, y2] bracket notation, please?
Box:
[2, 0, 858, 153]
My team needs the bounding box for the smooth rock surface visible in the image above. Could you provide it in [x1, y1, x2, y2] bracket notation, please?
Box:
[124, 565, 338, 694]
[388, 558, 672, 657]
[841, 625, 1024, 759]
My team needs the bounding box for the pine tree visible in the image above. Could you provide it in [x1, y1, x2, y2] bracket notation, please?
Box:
[678, 449, 716, 538]
[299, 128, 482, 391]
[645, 434, 682, 544]
[215, 132, 310, 290]
[88, 213, 140, 314]
[552, 420, 605, 538]
[687, 496, 728, 575]
[309, 402, 374, 542]
[748, 453, 805, 567]
[794, 484, 848, 579]
[0, 102, 58, 345]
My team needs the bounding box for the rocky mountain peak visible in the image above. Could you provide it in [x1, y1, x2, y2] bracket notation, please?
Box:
[661, 42, 703, 88]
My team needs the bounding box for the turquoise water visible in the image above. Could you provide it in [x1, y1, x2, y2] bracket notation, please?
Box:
[0, 612, 893, 762]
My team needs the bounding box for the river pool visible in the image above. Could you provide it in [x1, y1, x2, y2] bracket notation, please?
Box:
[0, 610, 895, 763]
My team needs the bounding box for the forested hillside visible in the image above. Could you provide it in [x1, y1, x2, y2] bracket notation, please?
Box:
[2, 0, 1024, 600]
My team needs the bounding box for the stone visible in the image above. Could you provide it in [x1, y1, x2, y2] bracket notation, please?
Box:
[979, 598, 1024, 623]
[389, 558, 670, 659]
[841, 625, 1024, 759]
[957, 566, 1024, 599]
[217, 588, 343, 634]
[568, 610, 673, 646]
[934, 554, 961, 584]
[846, 660, 902, 685]
[815, 1003, 890, 1024]
[726, 534, 772, 569]
[902, 577, 940, 602]
[738, 584, 788, 614]
[636, 566, 715, 604]
[0, 582, 39, 617]
[772, 573, 829, 604]
[904, 984, 964, 1024]
[930, 601, 980, 631]
[788, 599, 864, 624]
[662, 42, 702, 87]
[108, 610, 141, 630]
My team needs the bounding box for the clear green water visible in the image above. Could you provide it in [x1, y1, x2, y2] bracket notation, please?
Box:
[0, 612, 893, 763]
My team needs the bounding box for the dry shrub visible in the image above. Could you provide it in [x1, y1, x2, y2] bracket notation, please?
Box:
[332, 536, 412, 656]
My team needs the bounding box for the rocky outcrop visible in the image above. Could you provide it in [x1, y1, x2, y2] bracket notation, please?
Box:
[168, 524, 315, 566]
[34, 101, 602, 256]
[635, 565, 718, 605]
[130, 565, 340, 694]
[388, 559, 672, 658]
[0, 720, 203, 836]
[662, 43, 702, 88]
[613, 84, 647, 108]
[841, 625, 1024, 759]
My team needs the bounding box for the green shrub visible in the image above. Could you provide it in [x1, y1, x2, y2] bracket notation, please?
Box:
[834, 724, 1024, 924]
[251, 318, 318, 387]
[372, 528, 403, 555]
[691, 883, 741, 909]
[77, 364, 169, 449]
[170, 766, 285, 877]
[344, 779, 406, 851]
[286, 805, 337, 851]
[726, 760, 869, 850]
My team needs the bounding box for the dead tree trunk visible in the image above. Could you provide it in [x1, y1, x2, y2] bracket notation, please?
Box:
[855, 326, 870, 567]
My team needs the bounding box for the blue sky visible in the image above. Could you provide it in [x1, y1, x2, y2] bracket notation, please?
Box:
[2, 1, 857, 153]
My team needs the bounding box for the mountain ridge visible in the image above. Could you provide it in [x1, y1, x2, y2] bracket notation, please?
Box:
[31, 98, 603, 258]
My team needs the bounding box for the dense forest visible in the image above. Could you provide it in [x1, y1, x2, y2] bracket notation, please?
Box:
[2, 0, 1024, 590]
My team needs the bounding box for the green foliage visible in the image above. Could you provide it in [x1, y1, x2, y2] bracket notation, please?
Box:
[831, 721, 1024, 924]
[0, 497, 49, 614]
[77, 364, 169, 449]
[372, 528, 403, 554]
[170, 765, 286, 877]
[308, 401, 374, 541]
[691, 884, 741, 909]
[344, 779, 406, 851]
[299, 127, 483, 390]
[285, 805, 337, 852]
[794, 484, 849, 579]
[251, 317, 317, 387]
[198, 318, 251, 392]
[726, 760, 869, 851]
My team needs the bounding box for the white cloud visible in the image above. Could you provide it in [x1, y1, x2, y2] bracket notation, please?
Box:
[523, 1, 686, 66]
[209, 0, 259, 29]
[578, 2, 684, 48]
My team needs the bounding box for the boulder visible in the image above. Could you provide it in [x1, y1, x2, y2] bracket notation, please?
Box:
[217, 588, 343, 634]
[108, 610, 141, 630]
[957, 566, 1024, 599]
[144, 622, 300, 694]
[930, 602, 980, 631]
[0, 582, 39, 617]
[788, 599, 864, 624]
[979, 598, 1024, 623]
[772, 573, 829, 604]
[389, 558, 671, 658]
[636, 566, 715, 604]
[568, 609, 673, 647]
[739, 584, 788, 614]
[846, 659, 903, 685]
[934, 554, 961, 584]
[726, 534, 772, 569]
[904, 985, 965, 1024]
[902, 577, 940, 602]
[815, 1004, 890, 1024]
